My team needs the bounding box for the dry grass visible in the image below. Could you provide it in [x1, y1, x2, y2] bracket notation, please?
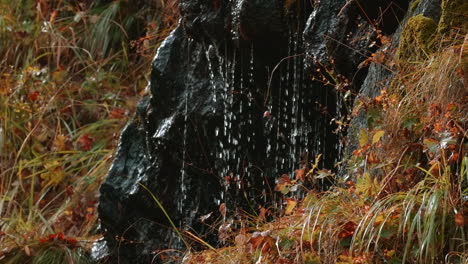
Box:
[0, 0, 179, 262]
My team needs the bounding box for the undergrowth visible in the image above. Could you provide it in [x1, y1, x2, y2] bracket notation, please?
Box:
[0, 0, 178, 262]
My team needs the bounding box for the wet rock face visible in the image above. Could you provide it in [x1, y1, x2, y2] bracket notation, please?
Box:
[98, 0, 412, 262]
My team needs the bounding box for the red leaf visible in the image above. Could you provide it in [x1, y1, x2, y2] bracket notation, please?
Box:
[109, 108, 126, 119]
[66, 237, 78, 246]
[338, 221, 357, 239]
[28, 91, 39, 101]
[77, 134, 94, 151]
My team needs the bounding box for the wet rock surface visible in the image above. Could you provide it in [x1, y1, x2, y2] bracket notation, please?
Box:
[95, 0, 436, 263]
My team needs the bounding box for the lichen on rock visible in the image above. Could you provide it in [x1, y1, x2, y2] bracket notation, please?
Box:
[397, 14, 437, 65]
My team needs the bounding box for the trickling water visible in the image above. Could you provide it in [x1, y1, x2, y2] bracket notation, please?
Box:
[206, 45, 218, 104]
[176, 3, 341, 222]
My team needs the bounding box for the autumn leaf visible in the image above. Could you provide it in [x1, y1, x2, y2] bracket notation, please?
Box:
[257, 207, 267, 222]
[295, 169, 306, 181]
[28, 91, 39, 101]
[359, 129, 369, 147]
[315, 169, 334, 179]
[40, 161, 65, 187]
[307, 154, 322, 176]
[367, 152, 380, 164]
[52, 68, 67, 82]
[372, 130, 385, 144]
[373, 213, 385, 226]
[77, 133, 94, 151]
[109, 108, 126, 119]
[275, 174, 292, 194]
[285, 198, 297, 215]
[249, 231, 274, 253]
[446, 102, 457, 112]
[53, 134, 67, 151]
[454, 212, 465, 227]
[219, 203, 226, 218]
[338, 221, 357, 239]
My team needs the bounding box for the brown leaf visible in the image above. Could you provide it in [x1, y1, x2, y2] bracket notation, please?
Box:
[219, 203, 226, 218]
[109, 108, 126, 119]
[285, 198, 297, 215]
[248, 231, 275, 253]
[338, 221, 357, 239]
[257, 207, 267, 222]
[275, 174, 292, 194]
[53, 134, 67, 151]
[28, 91, 39, 101]
[295, 169, 306, 181]
[455, 212, 465, 227]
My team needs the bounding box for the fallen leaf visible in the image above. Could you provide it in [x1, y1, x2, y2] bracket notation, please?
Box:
[53, 134, 67, 151]
[384, 249, 395, 259]
[257, 207, 267, 222]
[40, 161, 65, 187]
[285, 198, 297, 215]
[28, 91, 39, 101]
[372, 130, 385, 144]
[109, 108, 126, 119]
[338, 221, 357, 239]
[275, 174, 292, 194]
[77, 133, 94, 151]
[359, 129, 369, 147]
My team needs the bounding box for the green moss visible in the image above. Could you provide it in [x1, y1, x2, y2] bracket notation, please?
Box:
[438, 0, 468, 34]
[409, 0, 421, 13]
[397, 15, 437, 65]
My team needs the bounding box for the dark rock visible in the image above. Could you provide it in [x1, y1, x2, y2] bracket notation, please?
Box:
[98, 0, 438, 262]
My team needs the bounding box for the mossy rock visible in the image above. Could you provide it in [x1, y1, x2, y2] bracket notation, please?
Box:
[438, 0, 468, 34]
[409, 0, 421, 13]
[397, 15, 437, 65]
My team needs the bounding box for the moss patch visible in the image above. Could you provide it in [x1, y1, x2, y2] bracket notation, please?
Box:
[397, 15, 437, 65]
[438, 0, 468, 34]
[409, 0, 421, 13]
